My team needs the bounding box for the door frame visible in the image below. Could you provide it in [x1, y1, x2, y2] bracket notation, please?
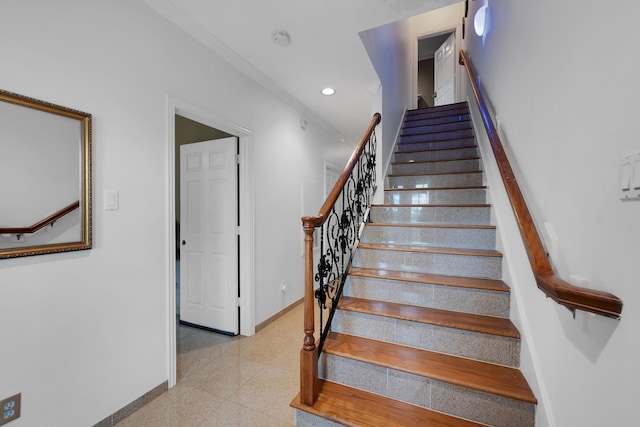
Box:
[165, 95, 255, 387]
[412, 23, 463, 110]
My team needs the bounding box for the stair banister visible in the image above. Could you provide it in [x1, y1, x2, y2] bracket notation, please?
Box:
[300, 112, 381, 406]
[458, 49, 623, 319]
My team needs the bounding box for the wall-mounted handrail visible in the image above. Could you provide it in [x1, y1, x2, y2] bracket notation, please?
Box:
[299, 113, 381, 406]
[0, 200, 80, 235]
[459, 50, 622, 319]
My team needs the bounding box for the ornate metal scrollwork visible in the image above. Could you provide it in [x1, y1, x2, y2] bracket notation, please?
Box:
[313, 129, 378, 352]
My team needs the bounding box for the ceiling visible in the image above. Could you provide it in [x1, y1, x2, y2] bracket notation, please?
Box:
[142, 0, 459, 143]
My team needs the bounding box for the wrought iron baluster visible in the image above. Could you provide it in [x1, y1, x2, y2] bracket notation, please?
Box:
[311, 127, 379, 352]
[299, 113, 380, 406]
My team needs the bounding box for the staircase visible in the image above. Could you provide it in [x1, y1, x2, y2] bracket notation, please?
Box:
[293, 102, 537, 426]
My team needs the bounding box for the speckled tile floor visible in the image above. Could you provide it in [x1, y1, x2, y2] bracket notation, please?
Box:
[116, 303, 305, 427]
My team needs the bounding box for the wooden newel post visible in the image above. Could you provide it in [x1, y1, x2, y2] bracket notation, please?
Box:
[300, 217, 319, 405]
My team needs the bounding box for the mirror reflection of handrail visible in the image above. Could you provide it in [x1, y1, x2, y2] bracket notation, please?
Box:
[458, 49, 622, 319]
[0, 200, 80, 235]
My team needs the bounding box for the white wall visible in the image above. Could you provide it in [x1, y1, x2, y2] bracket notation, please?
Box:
[465, 1, 640, 425]
[0, 1, 352, 425]
[360, 20, 414, 203]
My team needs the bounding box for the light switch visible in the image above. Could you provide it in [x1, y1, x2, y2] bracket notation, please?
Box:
[620, 153, 640, 200]
[633, 161, 640, 189]
[104, 190, 119, 210]
[620, 162, 632, 191]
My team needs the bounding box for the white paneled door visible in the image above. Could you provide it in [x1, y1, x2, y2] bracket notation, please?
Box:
[180, 137, 239, 335]
[434, 32, 455, 106]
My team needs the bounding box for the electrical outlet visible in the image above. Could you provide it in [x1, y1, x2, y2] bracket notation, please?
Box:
[0, 393, 20, 426]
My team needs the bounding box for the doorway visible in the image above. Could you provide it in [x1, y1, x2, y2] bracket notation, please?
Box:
[166, 97, 255, 387]
[417, 32, 454, 109]
[176, 117, 238, 334]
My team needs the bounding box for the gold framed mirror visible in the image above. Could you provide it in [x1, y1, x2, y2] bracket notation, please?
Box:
[0, 89, 92, 259]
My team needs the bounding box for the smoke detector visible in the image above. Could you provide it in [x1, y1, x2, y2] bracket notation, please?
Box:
[271, 30, 291, 46]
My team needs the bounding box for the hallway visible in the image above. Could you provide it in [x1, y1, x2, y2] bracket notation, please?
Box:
[116, 305, 303, 426]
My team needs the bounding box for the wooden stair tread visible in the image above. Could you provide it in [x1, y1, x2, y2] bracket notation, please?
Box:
[407, 113, 468, 119]
[403, 117, 471, 125]
[406, 102, 468, 114]
[405, 114, 470, 122]
[291, 380, 485, 427]
[410, 101, 468, 109]
[403, 120, 471, 126]
[349, 267, 510, 292]
[409, 101, 468, 109]
[403, 123, 471, 130]
[324, 332, 537, 404]
[395, 144, 476, 153]
[403, 117, 471, 129]
[391, 157, 480, 166]
[391, 149, 478, 157]
[339, 296, 518, 338]
[398, 135, 473, 143]
[366, 222, 495, 230]
[385, 185, 486, 191]
[358, 242, 502, 258]
[388, 170, 482, 177]
[373, 203, 490, 208]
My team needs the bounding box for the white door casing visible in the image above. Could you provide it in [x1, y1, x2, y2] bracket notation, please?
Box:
[180, 137, 239, 335]
[434, 32, 455, 106]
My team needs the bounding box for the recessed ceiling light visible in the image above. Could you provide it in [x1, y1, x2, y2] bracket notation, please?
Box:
[321, 87, 336, 96]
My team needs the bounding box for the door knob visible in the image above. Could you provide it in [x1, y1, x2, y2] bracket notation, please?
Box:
[182, 240, 186, 245]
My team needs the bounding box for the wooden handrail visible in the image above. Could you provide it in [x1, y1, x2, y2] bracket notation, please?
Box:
[299, 113, 381, 406]
[0, 200, 80, 235]
[459, 50, 623, 319]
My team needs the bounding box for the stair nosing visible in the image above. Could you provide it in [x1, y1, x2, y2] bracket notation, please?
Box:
[388, 170, 482, 177]
[323, 332, 537, 404]
[398, 136, 475, 145]
[378, 201, 491, 210]
[357, 242, 502, 258]
[348, 266, 510, 292]
[407, 108, 468, 116]
[291, 380, 487, 427]
[366, 222, 495, 230]
[384, 185, 486, 191]
[403, 117, 471, 124]
[391, 157, 479, 166]
[406, 103, 469, 115]
[403, 117, 472, 129]
[400, 128, 473, 138]
[338, 296, 519, 338]
[401, 127, 473, 137]
[395, 144, 477, 153]
[404, 112, 471, 118]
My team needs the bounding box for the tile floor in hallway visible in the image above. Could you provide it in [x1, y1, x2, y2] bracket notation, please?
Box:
[116, 303, 305, 427]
